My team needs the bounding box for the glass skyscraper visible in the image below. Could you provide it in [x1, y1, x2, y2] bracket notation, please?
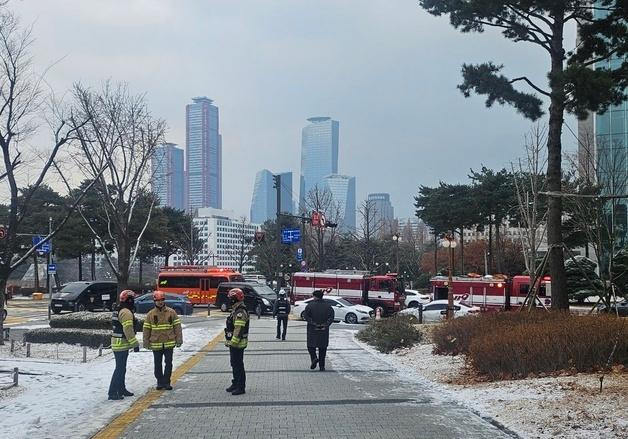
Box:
[151, 142, 185, 210]
[322, 174, 356, 233]
[299, 117, 339, 210]
[367, 193, 395, 232]
[186, 97, 222, 211]
[250, 170, 294, 224]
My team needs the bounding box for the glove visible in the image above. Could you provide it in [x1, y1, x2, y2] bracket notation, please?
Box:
[133, 346, 140, 352]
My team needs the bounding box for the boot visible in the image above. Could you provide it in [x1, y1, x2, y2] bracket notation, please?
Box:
[108, 394, 124, 400]
[231, 388, 245, 395]
[226, 384, 237, 392]
[310, 358, 318, 370]
[121, 389, 134, 397]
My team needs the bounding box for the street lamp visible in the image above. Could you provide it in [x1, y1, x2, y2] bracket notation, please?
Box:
[392, 233, 401, 273]
[441, 232, 457, 320]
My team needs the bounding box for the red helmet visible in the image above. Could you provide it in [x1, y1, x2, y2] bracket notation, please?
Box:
[228, 288, 244, 302]
[153, 291, 166, 301]
[119, 290, 136, 302]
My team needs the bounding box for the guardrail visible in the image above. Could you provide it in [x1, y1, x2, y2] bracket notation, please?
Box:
[5, 341, 107, 363]
[0, 367, 19, 390]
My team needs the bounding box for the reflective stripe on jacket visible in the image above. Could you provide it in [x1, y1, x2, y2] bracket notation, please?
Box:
[143, 306, 183, 350]
[225, 303, 249, 349]
[111, 308, 139, 351]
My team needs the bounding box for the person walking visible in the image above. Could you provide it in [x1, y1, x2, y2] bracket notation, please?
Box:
[273, 291, 291, 340]
[303, 288, 334, 371]
[224, 288, 249, 395]
[108, 290, 140, 400]
[143, 291, 183, 390]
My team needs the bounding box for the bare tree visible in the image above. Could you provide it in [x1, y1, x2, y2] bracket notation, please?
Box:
[0, 8, 97, 341]
[223, 216, 255, 272]
[70, 81, 166, 294]
[301, 185, 341, 271]
[176, 215, 210, 266]
[511, 125, 548, 291]
[349, 199, 385, 272]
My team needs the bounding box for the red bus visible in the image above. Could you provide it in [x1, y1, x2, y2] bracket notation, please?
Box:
[156, 266, 245, 305]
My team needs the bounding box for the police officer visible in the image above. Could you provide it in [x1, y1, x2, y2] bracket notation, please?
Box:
[143, 290, 183, 390]
[224, 288, 249, 395]
[273, 291, 291, 340]
[303, 288, 334, 371]
[108, 290, 139, 400]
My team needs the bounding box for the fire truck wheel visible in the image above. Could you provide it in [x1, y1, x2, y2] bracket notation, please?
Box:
[408, 301, 418, 308]
[345, 313, 358, 324]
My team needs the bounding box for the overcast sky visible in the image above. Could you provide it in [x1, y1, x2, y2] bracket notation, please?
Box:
[11, 0, 578, 219]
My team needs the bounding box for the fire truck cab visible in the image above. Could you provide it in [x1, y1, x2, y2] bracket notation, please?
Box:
[291, 270, 403, 315]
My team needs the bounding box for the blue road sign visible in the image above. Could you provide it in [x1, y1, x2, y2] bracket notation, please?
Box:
[47, 263, 56, 274]
[296, 247, 303, 261]
[32, 235, 51, 254]
[281, 228, 301, 244]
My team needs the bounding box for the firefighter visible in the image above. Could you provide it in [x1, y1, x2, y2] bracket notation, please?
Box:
[143, 290, 183, 390]
[224, 288, 249, 395]
[108, 289, 140, 400]
[273, 291, 291, 340]
[303, 288, 334, 371]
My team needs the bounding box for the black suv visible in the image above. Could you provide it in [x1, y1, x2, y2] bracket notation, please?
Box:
[216, 282, 277, 315]
[51, 281, 118, 313]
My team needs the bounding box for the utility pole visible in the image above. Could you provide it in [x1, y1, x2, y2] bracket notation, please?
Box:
[273, 174, 282, 292]
[47, 217, 52, 320]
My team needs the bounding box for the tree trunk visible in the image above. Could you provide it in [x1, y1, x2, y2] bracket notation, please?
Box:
[433, 233, 438, 275]
[78, 251, 83, 281]
[117, 239, 131, 296]
[488, 221, 493, 274]
[138, 259, 143, 292]
[459, 227, 464, 274]
[91, 239, 96, 281]
[547, 13, 569, 310]
[495, 221, 503, 274]
[0, 271, 7, 346]
[33, 253, 40, 292]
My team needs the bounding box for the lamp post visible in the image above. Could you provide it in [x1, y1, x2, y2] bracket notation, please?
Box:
[392, 233, 401, 273]
[441, 232, 457, 320]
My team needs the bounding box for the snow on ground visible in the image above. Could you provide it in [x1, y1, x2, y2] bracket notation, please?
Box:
[351, 326, 628, 439]
[0, 324, 222, 439]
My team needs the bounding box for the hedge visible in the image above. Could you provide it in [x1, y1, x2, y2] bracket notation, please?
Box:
[50, 311, 144, 332]
[23, 328, 111, 348]
[357, 315, 423, 353]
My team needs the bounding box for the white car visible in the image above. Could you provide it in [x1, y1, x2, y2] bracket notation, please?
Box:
[398, 299, 480, 323]
[403, 289, 431, 307]
[292, 296, 374, 324]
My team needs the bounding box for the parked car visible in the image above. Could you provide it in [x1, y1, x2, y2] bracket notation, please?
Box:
[51, 281, 117, 313]
[597, 299, 628, 317]
[292, 296, 374, 324]
[403, 289, 431, 307]
[398, 299, 480, 323]
[134, 292, 194, 315]
[215, 282, 276, 315]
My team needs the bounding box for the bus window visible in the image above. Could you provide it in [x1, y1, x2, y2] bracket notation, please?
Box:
[210, 277, 228, 289]
[158, 276, 199, 289]
[519, 284, 529, 295]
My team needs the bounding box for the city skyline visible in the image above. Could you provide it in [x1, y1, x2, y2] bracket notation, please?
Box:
[11, 1, 579, 220]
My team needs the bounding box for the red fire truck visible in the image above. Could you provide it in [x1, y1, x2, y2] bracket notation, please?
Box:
[429, 275, 552, 310]
[291, 270, 403, 315]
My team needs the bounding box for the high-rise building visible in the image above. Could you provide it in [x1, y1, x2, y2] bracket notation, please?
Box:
[250, 170, 294, 224]
[299, 117, 339, 210]
[322, 174, 355, 233]
[186, 96, 222, 211]
[367, 193, 395, 233]
[151, 142, 185, 210]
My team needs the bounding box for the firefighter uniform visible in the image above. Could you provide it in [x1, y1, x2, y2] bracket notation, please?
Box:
[224, 301, 249, 395]
[273, 294, 291, 340]
[108, 304, 139, 400]
[143, 305, 183, 390]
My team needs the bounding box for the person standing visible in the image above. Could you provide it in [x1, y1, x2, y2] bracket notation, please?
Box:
[108, 290, 140, 400]
[224, 288, 249, 395]
[303, 288, 334, 371]
[273, 291, 291, 340]
[143, 291, 183, 390]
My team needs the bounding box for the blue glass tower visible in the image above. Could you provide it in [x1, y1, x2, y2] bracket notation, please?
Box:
[151, 143, 184, 210]
[250, 170, 294, 224]
[322, 174, 356, 233]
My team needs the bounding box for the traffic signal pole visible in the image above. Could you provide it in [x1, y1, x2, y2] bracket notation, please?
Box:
[273, 174, 282, 293]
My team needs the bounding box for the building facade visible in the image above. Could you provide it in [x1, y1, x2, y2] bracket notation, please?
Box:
[367, 193, 395, 234]
[250, 170, 294, 224]
[299, 117, 339, 210]
[151, 143, 185, 210]
[169, 208, 259, 272]
[322, 174, 356, 233]
[186, 97, 222, 211]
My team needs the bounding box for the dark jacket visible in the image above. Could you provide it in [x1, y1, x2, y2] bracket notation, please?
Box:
[273, 298, 291, 318]
[225, 302, 250, 349]
[303, 298, 334, 348]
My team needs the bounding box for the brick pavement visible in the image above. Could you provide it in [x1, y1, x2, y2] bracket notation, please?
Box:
[117, 319, 515, 439]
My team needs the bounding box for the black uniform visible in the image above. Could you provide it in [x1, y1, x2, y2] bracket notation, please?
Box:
[224, 302, 249, 395]
[273, 296, 291, 340]
[303, 294, 334, 371]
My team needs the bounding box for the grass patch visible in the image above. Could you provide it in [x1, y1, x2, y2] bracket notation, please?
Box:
[432, 311, 628, 380]
[356, 315, 423, 353]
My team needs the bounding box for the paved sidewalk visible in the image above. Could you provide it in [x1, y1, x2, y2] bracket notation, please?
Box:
[117, 319, 514, 439]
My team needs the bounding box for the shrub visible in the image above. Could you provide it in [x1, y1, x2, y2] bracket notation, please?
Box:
[50, 311, 144, 332]
[357, 315, 423, 353]
[23, 328, 111, 348]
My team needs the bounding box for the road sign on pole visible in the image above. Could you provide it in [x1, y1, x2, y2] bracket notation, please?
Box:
[296, 247, 303, 261]
[281, 228, 301, 244]
[47, 264, 57, 275]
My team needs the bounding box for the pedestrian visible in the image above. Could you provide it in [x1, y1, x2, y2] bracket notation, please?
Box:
[273, 291, 291, 340]
[143, 290, 183, 390]
[224, 288, 249, 395]
[303, 288, 334, 371]
[108, 289, 140, 400]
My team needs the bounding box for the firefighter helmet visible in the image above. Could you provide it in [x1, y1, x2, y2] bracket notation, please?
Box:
[228, 288, 244, 302]
[153, 290, 166, 301]
[119, 290, 136, 302]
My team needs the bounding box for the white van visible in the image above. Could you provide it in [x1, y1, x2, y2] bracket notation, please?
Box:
[244, 274, 267, 284]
